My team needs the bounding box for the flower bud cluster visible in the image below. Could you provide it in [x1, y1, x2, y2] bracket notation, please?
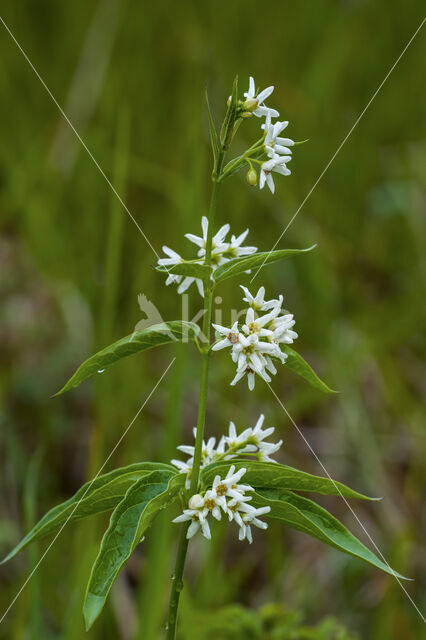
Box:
[172, 465, 271, 544]
[171, 415, 282, 489]
[157, 217, 256, 297]
[240, 77, 296, 194]
[212, 286, 297, 390]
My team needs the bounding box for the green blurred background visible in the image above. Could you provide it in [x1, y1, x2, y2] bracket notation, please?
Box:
[0, 1, 425, 638]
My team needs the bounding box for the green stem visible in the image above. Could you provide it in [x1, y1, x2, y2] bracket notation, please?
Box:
[165, 523, 190, 637]
[219, 135, 265, 181]
[165, 180, 220, 640]
[165, 94, 235, 637]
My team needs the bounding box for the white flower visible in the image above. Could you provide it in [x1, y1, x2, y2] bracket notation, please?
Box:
[230, 363, 257, 391]
[188, 494, 205, 510]
[222, 229, 257, 259]
[170, 458, 192, 489]
[171, 423, 282, 542]
[211, 321, 240, 352]
[242, 306, 280, 338]
[177, 275, 204, 297]
[158, 246, 205, 295]
[240, 285, 283, 312]
[231, 332, 278, 365]
[230, 333, 278, 388]
[226, 498, 255, 527]
[244, 76, 279, 118]
[225, 421, 256, 453]
[257, 441, 283, 462]
[237, 506, 271, 544]
[159, 218, 257, 296]
[202, 489, 223, 520]
[178, 434, 217, 465]
[228, 414, 283, 462]
[157, 246, 183, 286]
[249, 414, 275, 445]
[262, 112, 295, 158]
[157, 246, 182, 269]
[185, 216, 230, 267]
[172, 466, 255, 541]
[259, 155, 291, 194]
[212, 288, 297, 389]
[271, 313, 298, 344]
[172, 508, 211, 540]
[212, 465, 252, 503]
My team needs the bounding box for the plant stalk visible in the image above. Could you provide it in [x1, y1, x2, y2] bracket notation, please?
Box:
[165, 181, 218, 640]
[165, 95, 234, 637]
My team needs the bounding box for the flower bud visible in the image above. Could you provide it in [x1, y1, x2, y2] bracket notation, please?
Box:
[242, 98, 258, 112]
[246, 167, 258, 186]
[188, 494, 204, 510]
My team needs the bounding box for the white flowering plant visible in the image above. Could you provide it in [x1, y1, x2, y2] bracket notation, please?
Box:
[2, 76, 405, 637]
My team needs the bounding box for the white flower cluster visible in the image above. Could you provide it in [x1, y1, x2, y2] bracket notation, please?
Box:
[157, 216, 257, 296]
[212, 286, 297, 390]
[171, 416, 281, 542]
[172, 466, 271, 543]
[171, 414, 282, 489]
[244, 77, 295, 194]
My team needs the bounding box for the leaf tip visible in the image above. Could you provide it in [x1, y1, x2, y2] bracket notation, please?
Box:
[83, 592, 105, 631]
[0, 544, 20, 565]
[389, 568, 412, 581]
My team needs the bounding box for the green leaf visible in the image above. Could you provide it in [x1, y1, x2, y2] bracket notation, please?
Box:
[282, 346, 336, 394]
[212, 247, 316, 283]
[83, 470, 184, 629]
[205, 89, 219, 169]
[252, 489, 407, 579]
[1, 462, 175, 564]
[55, 321, 200, 396]
[200, 461, 376, 501]
[156, 261, 212, 280]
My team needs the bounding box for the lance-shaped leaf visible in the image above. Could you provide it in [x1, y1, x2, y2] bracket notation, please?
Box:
[205, 88, 219, 169]
[282, 346, 336, 394]
[55, 321, 200, 396]
[212, 247, 316, 283]
[200, 461, 376, 501]
[156, 261, 212, 280]
[83, 471, 185, 630]
[252, 489, 407, 579]
[1, 462, 176, 564]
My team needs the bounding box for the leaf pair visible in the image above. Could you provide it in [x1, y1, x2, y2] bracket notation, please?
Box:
[200, 460, 406, 580]
[2, 458, 406, 631]
[155, 246, 315, 285]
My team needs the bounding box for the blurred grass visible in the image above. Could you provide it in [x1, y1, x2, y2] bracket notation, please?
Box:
[0, 0, 425, 638]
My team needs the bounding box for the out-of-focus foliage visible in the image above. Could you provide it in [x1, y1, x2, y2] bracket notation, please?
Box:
[179, 601, 359, 639]
[0, 0, 425, 638]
